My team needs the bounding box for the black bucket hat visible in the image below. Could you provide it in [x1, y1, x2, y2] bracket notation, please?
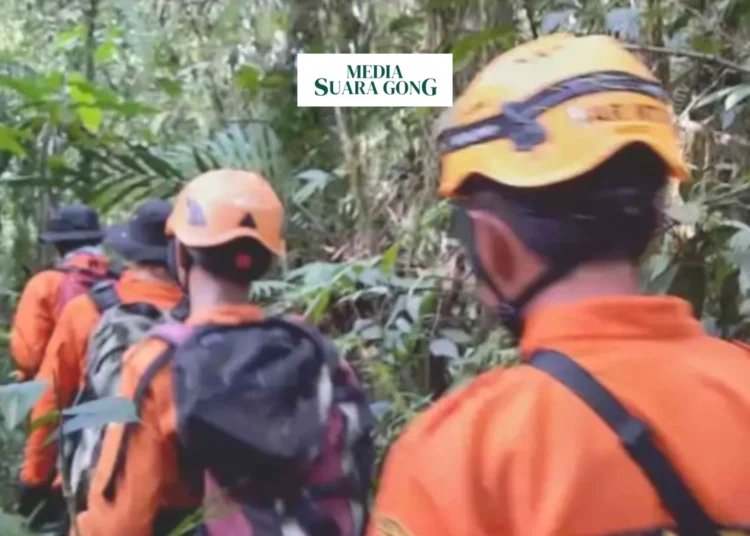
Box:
[105, 199, 172, 264]
[39, 204, 105, 243]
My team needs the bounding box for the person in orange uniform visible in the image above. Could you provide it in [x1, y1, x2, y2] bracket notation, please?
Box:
[10, 204, 110, 381]
[368, 34, 750, 536]
[18, 199, 184, 524]
[75, 170, 286, 536]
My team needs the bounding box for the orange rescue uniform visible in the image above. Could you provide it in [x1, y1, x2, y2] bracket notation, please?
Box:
[10, 252, 109, 381]
[368, 296, 750, 536]
[21, 271, 183, 486]
[76, 304, 264, 536]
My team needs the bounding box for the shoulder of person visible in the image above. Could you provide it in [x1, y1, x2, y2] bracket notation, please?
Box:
[393, 364, 545, 457]
[121, 335, 173, 382]
[53, 291, 99, 328]
[24, 268, 64, 290]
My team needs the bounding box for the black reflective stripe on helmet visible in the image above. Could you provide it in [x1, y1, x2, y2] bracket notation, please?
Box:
[437, 70, 669, 153]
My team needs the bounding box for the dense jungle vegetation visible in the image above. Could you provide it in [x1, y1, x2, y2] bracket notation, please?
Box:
[2, 0, 750, 532]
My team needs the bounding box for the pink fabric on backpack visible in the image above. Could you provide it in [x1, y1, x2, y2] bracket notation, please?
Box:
[203, 472, 254, 536]
[148, 323, 194, 347]
[308, 408, 355, 535]
[55, 259, 112, 316]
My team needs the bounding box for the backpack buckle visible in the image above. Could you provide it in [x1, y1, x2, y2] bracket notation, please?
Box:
[618, 417, 650, 449]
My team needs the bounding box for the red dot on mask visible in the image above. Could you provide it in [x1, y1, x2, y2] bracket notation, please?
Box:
[235, 253, 253, 269]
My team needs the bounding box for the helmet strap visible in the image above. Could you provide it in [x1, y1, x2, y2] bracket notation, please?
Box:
[166, 239, 192, 291]
[495, 261, 578, 341]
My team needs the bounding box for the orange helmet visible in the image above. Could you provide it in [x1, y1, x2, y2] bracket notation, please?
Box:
[166, 169, 285, 256]
[437, 33, 688, 197]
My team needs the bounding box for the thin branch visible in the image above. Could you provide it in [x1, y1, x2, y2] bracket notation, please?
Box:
[622, 43, 750, 76]
[524, 0, 539, 39]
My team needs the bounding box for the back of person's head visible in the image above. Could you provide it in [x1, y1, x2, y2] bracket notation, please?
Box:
[458, 142, 668, 266]
[54, 238, 102, 257]
[165, 169, 284, 288]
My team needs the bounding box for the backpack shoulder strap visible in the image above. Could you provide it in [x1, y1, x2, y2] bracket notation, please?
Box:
[528, 350, 718, 536]
[169, 295, 191, 323]
[102, 324, 197, 502]
[88, 281, 120, 314]
[270, 316, 339, 368]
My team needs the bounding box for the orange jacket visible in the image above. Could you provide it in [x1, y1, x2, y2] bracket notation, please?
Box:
[10, 252, 109, 381]
[76, 304, 264, 536]
[368, 296, 750, 536]
[21, 271, 183, 486]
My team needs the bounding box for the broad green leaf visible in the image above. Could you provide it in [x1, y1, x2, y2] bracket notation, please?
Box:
[694, 86, 737, 110]
[664, 201, 701, 225]
[293, 169, 333, 204]
[304, 288, 330, 324]
[439, 328, 472, 344]
[725, 84, 750, 110]
[0, 75, 48, 100]
[95, 41, 117, 63]
[260, 72, 291, 88]
[388, 15, 422, 33]
[0, 126, 26, 157]
[429, 338, 459, 360]
[451, 26, 514, 71]
[61, 396, 138, 434]
[55, 25, 85, 48]
[395, 317, 412, 333]
[68, 83, 96, 105]
[406, 294, 423, 322]
[0, 508, 36, 536]
[360, 324, 383, 341]
[234, 65, 260, 93]
[29, 409, 61, 431]
[0, 380, 48, 430]
[380, 242, 400, 274]
[156, 77, 183, 97]
[690, 35, 722, 55]
[78, 106, 102, 133]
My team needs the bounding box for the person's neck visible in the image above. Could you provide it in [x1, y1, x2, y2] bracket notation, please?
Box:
[188, 274, 250, 314]
[524, 260, 641, 316]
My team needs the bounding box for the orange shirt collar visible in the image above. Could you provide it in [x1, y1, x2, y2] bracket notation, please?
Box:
[187, 303, 265, 326]
[116, 269, 183, 302]
[520, 295, 703, 356]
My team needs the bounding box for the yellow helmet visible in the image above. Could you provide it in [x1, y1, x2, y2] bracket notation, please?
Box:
[437, 33, 688, 197]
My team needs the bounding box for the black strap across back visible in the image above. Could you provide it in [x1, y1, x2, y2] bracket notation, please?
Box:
[528, 350, 718, 536]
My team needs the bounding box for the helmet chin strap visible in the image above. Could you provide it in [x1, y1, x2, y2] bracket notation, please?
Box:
[166, 238, 192, 291]
[490, 262, 578, 341]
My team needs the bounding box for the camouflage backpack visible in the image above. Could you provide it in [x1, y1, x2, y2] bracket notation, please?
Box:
[103, 318, 375, 536]
[63, 281, 188, 508]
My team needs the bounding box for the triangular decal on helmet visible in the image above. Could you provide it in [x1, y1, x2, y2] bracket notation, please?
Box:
[186, 198, 207, 226]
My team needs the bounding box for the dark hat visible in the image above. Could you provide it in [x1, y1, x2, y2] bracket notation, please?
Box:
[105, 199, 172, 264]
[39, 204, 105, 243]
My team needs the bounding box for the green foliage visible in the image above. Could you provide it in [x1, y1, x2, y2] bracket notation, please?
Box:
[0, 382, 47, 430]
